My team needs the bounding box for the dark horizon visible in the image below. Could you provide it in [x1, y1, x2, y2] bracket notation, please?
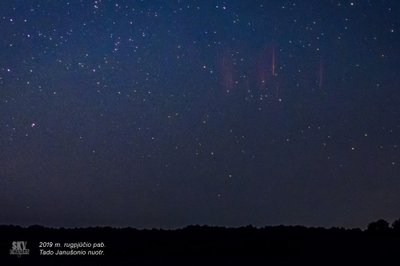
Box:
[2, 221, 400, 264]
[1, 217, 398, 231]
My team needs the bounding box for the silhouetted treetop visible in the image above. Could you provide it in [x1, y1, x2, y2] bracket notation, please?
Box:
[367, 219, 390, 232]
[392, 219, 400, 231]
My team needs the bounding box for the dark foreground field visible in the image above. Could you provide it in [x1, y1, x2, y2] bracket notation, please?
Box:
[1, 221, 399, 265]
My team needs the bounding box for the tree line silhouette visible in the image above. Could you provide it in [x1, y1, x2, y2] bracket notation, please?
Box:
[1, 218, 399, 265]
[367, 218, 400, 232]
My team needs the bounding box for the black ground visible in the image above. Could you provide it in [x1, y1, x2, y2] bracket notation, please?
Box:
[1, 221, 399, 265]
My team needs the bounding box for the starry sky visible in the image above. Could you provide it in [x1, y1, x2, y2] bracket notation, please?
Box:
[0, 0, 399, 229]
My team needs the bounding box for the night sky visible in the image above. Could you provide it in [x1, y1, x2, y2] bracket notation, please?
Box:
[1, 0, 399, 229]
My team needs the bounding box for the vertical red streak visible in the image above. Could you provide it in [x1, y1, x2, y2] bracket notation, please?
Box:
[272, 47, 276, 76]
[319, 60, 323, 89]
[221, 53, 234, 93]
